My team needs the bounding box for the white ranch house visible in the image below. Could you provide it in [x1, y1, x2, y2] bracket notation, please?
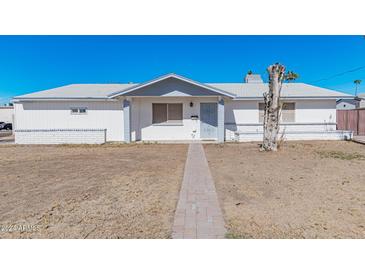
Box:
[12, 73, 353, 144]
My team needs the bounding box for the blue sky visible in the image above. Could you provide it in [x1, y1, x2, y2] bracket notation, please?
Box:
[1, 35, 365, 104]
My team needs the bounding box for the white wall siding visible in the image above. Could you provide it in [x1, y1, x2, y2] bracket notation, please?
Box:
[14, 101, 124, 142]
[15, 129, 106, 144]
[225, 99, 336, 125]
[224, 99, 339, 141]
[131, 97, 218, 141]
[295, 100, 336, 124]
[14, 97, 344, 144]
[225, 100, 258, 124]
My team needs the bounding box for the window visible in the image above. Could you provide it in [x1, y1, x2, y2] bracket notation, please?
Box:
[281, 102, 295, 122]
[167, 103, 183, 122]
[152, 103, 183, 124]
[152, 104, 167, 123]
[258, 102, 295, 123]
[71, 107, 87, 115]
[258, 103, 265, 123]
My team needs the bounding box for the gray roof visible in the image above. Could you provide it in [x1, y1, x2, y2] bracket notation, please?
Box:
[208, 83, 352, 98]
[107, 73, 236, 98]
[14, 84, 137, 99]
[13, 74, 352, 100]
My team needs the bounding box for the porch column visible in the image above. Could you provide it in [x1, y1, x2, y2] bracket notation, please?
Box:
[123, 98, 131, 143]
[218, 98, 225, 143]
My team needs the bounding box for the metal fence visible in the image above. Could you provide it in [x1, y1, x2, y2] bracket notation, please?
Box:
[337, 109, 365, 136]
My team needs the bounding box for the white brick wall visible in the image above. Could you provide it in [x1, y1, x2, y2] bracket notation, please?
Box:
[15, 129, 106, 144]
[231, 130, 353, 142]
[224, 123, 338, 141]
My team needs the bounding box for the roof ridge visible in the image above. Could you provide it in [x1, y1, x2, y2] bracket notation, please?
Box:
[68, 83, 137, 85]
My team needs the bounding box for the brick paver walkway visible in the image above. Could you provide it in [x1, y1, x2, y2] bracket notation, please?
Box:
[172, 143, 226, 239]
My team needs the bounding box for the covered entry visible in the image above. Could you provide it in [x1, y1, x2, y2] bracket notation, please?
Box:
[109, 73, 234, 143]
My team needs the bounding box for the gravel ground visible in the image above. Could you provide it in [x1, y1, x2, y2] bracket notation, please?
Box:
[204, 141, 365, 239]
[0, 131, 13, 143]
[0, 143, 187, 239]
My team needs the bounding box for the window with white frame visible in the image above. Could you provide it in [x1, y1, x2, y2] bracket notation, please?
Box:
[70, 107, 87, 115]
[258, 102, 295, 123]
[152, 103, 183, 124]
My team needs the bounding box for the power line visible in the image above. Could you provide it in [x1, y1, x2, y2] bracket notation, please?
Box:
[310, 65, 365, 83]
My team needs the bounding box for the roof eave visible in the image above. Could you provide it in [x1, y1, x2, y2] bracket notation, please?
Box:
[108, 73, 236, 99]
[233, 96, 354, 100]
[12, 97, 117, 102]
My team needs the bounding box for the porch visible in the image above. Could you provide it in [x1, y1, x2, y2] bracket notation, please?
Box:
[123, 96, 226, 142]
[111, 74, 235, 143]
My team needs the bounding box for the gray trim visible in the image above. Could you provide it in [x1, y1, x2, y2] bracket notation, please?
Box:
[123, 99, 131, 143]
[109, 73, 236, 98]
[15, 129, 106, 132]
[217, 99, 225, 143]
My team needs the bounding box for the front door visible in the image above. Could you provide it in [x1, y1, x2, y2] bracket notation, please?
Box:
[200, 103, 218, 139]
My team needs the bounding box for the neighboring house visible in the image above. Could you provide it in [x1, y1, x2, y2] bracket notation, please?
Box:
[336, 98, 359, 110]
[0, 106, 14, 123]
[358, 93, 365, 108]
[12, 73, 353, 144]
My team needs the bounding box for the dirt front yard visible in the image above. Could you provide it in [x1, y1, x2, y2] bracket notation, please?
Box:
[0, 144, 187, 238]
[204, 141, 365, 239]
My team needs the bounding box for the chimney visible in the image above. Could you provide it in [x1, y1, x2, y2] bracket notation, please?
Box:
[244, 73, 263, 83]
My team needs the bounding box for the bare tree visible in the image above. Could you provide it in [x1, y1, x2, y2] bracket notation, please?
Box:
[261, 63, 286, 151]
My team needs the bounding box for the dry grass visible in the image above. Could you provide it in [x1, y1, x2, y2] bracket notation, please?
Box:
[204, 141, 365, 239]
[316, 150, 365, 161]
[0, 144, 187, 239]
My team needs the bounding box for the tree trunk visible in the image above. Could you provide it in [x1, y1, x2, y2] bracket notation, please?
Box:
[261, 63, 285, 151]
